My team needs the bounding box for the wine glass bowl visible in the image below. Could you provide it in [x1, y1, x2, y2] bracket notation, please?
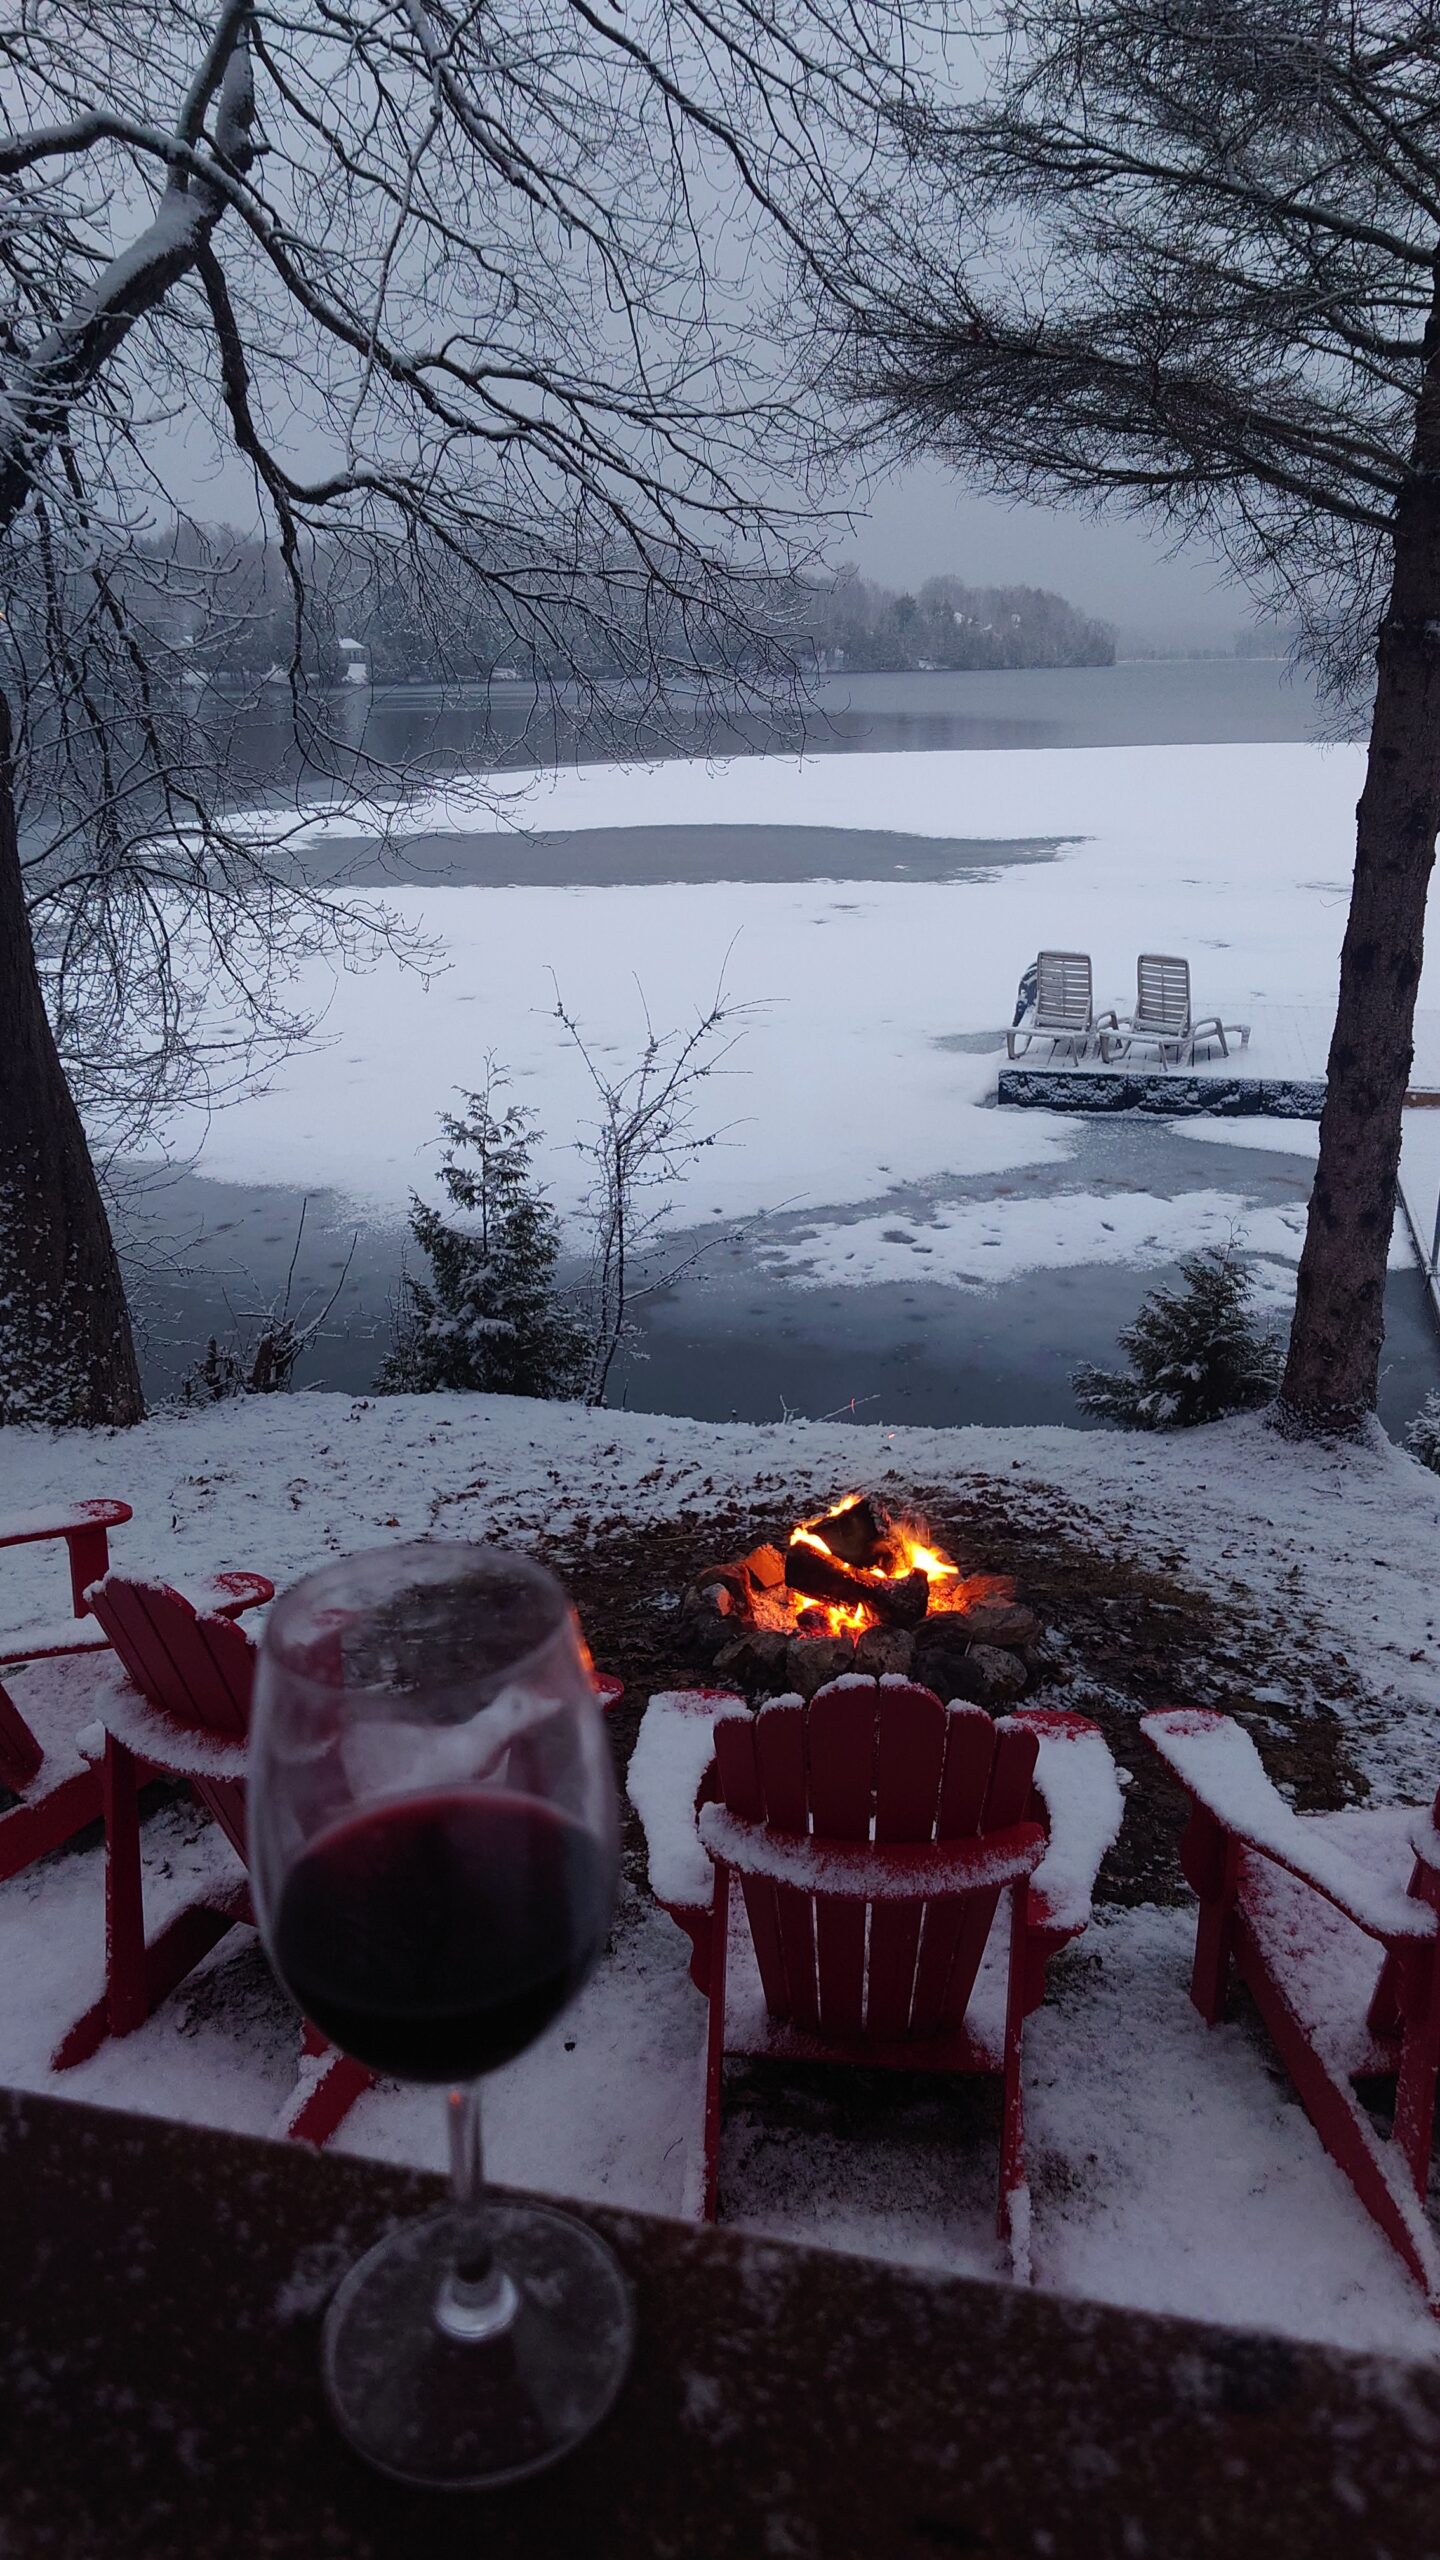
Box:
[249, 1542, 633, 2488]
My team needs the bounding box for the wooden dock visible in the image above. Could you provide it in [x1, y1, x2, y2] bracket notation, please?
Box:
[998, 1003, 1440, 1123]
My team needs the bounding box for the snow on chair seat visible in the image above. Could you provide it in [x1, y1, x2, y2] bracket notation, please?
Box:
[1143, 1705, 1440, 2309]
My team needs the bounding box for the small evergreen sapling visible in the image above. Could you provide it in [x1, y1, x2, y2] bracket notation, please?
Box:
[377, 1070, 586, 1399]
[1406, 1393, 1440, 1476]
[1073, 1246, 1282, 1430]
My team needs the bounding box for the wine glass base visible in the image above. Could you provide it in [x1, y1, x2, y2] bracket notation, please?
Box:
[322, 2201, 634, 2488]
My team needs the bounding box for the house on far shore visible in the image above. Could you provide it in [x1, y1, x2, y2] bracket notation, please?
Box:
[337, 635, 370, 686]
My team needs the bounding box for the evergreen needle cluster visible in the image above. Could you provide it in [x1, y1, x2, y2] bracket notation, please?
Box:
[1074, 1247, 1282, 1431]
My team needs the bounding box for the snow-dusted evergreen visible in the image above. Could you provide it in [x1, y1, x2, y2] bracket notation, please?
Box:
[1406, 1390, 1440, 1476]
[377, 1072, 586, 1400]
[1073, 1246, 1282, 1430]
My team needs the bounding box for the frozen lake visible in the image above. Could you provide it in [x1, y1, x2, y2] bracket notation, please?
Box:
[112, 685, 1440, 1439]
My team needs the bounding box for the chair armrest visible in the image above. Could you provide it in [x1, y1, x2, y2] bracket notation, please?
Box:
[626, 1689, 739, 1911]
[698, 1804, 1045, 1899]
[1013, 1709, 1124, 1938]
[1142, 1709, 1433, 1940]
[0, 1500, 132, 1550]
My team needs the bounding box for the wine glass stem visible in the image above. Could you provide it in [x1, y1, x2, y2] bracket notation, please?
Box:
[435, 2084, 519, 2343]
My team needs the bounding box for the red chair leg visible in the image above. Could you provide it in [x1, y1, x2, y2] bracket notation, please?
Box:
[1394, 1943, 1440, 2199]
[54, 1902, 242, 2070]
[0, 1767, 102, 1881]
[1178, 1807, 1240, 2024]
[281, 2049, 375, 2146]
[998, 1883, 1029, 2263]
[0, 1680, 44, 1791]
[701, 1865, 730, 2223]
[103, 1736, 148, 2039]
[64, 1523, 111, 1619]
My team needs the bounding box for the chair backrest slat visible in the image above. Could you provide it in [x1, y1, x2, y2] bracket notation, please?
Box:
[930, 1717, 1043, 2032]
[982, 1720, 1041, 1833]
[868, 1685, 949, 2036]
[936, 1704, 997, 1838]
[808, 1683, 882, 2036]
[191, 1773, 249, 1864]
[716, 1680, 1039, 2047]
[751, 1700, 819, 2027]
[1035, 950, 1094, 1029]
[907, 1702, 1006, 2031]
[91, 1580, 191, 1721]
[715, 1705, 797, 2021]
[1134, 953, 1192, 1032]
[88, 1575, 255, 1740]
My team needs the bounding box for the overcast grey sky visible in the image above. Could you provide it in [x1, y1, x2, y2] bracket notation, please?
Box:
[839, 460, 1247, 649]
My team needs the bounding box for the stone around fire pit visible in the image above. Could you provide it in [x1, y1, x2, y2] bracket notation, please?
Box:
[956, 1602, 1042, 1653]
[786, 1634, 856, 1698]
[714, 1629, 791, 1688]
[853, 1627, 915, 1680]
[959, 1643, 1030, 1707]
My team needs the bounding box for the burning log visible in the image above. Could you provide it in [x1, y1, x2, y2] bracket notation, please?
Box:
[807, 1497, 892, 1570]
[784, 1542, 930, 1630]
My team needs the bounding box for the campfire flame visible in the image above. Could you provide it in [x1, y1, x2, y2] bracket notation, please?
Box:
[783, 1496, 1002, 1640]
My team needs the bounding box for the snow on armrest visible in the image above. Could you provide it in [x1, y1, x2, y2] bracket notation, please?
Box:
[1143, 1708, 1434, 1941]
[0, 1499, 132, 1547]
[698, 1803, 1046, 1899]
[626, 1689, 740, 1911]
[1015, 1709, 1124, 1937]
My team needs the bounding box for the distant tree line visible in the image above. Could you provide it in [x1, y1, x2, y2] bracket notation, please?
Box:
[800, 566, 1115, 672]
[87, 532, 1116, 688]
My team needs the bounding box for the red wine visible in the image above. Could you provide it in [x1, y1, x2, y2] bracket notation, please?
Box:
[274, 1790, 612, 2081]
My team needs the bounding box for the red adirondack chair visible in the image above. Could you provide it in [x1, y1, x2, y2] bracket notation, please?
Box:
[1144, 1706, 1440, 2308]
[0, 1500, 269, 1881]
[52, 1573, 372, 2146]
[633, 1675, 1121, 2264]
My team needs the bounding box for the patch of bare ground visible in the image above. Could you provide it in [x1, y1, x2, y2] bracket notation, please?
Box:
[435, 1463, 1372, 1912]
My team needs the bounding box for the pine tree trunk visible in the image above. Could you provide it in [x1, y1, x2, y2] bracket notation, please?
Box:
[0, 691, 144, 1427]
[1278, 274, 1440, 1435]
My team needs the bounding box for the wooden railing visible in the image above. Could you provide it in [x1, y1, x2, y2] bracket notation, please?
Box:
[2, 2084, 1437, 2557]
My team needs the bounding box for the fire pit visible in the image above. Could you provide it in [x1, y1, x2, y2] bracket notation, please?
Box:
[678, 1494, 1042, 1708]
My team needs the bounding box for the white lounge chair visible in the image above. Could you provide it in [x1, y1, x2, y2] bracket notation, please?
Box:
[1099, 954, 1250, 1068]
[1006, 951, 1115, 1062]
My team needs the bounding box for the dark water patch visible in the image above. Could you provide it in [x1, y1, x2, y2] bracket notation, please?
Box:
[115, 1124, 1440, 1443]
[276, 823, 1067, 892]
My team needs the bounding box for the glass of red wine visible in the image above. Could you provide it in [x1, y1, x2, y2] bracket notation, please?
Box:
[249, 1541, 632, 2488]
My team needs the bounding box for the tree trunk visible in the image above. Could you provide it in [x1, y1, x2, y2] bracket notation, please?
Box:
[1278, 275, 1440, 1434]
[0, 692, 144, 1427]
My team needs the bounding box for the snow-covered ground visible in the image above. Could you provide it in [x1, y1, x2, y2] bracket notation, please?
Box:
[4, 1392, 1440, 2357]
